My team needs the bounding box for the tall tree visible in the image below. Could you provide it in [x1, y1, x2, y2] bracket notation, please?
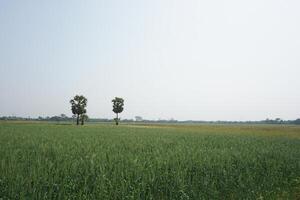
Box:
[112, 97, 124, 125]
[70, 95, 87, 125]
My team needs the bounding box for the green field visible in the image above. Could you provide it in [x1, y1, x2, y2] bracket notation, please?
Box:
[0, 122, 299, 199]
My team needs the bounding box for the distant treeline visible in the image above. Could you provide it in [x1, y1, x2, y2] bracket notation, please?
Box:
[1, 115, 300, 125]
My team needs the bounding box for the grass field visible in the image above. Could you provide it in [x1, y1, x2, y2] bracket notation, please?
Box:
[0, 122, 299, 199]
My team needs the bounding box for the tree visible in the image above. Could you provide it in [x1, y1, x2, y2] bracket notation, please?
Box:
[112, 97, 124, 125]
[70, 95, 87, 125]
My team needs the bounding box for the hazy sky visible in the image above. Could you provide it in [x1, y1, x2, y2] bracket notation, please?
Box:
[0, 0, 300, 121]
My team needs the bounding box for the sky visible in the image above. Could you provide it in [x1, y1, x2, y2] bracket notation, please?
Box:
[0, 0, 300, 121]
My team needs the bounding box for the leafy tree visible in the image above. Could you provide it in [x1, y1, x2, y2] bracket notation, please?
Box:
[70, 95, 87, 125]
[112, 97, 124, 125]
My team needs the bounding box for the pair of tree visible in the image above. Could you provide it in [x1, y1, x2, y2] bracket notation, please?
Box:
[70, 95, 124, 126]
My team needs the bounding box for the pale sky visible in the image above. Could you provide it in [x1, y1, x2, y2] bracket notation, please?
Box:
[0, 0, 300, 121]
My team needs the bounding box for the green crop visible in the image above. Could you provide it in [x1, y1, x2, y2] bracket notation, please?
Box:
[0, 122, 299, 199]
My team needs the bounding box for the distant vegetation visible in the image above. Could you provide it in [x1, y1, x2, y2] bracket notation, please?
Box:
[1, 94, 299, 126]
[1, 115, 300, 125]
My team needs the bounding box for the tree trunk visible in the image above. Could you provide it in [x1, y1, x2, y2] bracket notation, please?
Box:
[81, 116, 84, 125]
[76, 114, 79, 125]
[116, 113, 119, 125]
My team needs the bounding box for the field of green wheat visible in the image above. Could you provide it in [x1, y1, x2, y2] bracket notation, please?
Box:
[0, 122, 299, 199]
